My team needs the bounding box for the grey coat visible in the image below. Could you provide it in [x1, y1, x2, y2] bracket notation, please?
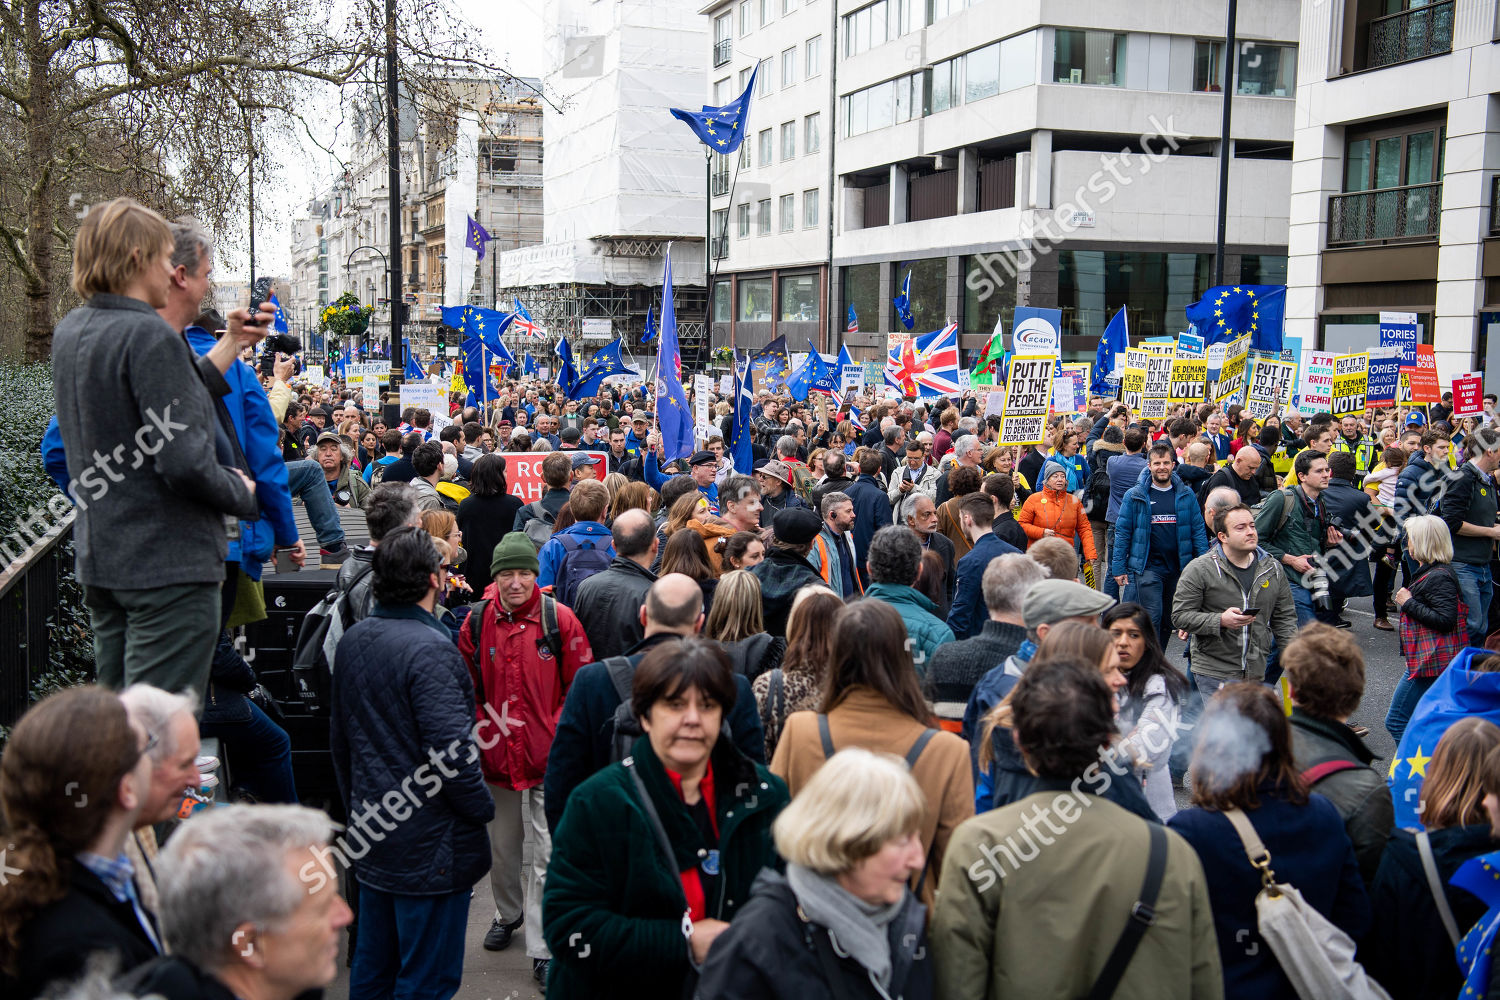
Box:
[52, 294, 256, 589]
[1171, 542, 1298, 682]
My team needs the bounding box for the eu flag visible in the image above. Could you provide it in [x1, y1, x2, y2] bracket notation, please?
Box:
[655, 246, 695, 463]
[786, 341, 837, 402]
[642, 306, 657, 344]
[750, 335, 789, 393]
[1093, 307, 1128, 393]
[1453, 849, 1500, 996]
[1389, 646, 1500, 829]
[670, 62, 757, 154]
[729, 350, 755, 474]
[269, 293, 290, 336]
[893, 270, 915, 331]
[461, 336, 499, 409]
[403, 338, 425, 382]
[523, 352, 538, 377]
[554, 337, 579, 395]
[441, 304, 513, 358]
[570, 339, 632, 400]
[1185, 284, 1285, 354]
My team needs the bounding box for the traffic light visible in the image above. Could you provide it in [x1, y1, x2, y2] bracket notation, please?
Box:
[436, 327, 447, 358]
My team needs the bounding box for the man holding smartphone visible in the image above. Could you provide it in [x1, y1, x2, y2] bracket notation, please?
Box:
[1171, 503, 1298, 699]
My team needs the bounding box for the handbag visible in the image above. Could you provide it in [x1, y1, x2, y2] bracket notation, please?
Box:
[1223, 808, 1391, 1000]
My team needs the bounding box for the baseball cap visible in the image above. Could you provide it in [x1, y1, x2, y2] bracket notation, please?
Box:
[689, 450, 718, 467]
[632, 410, 648, 422]
[315, 430, 342, 447]
[569, 452, 598, 469]
[757, 460, 794, 486]
[1021, 579, 1115, 629]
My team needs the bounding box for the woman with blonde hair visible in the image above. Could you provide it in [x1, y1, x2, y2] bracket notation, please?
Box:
[663, 490, 710, 537]
[707, 569, 785, 679]
[698, 748, 933, 999]
[1387, 513, 1465, 743]
[752, 586, 843, 759]
[1365, 717, 1500, 999]
[600, 471, 629, 507]
[608, 480, 657, 523]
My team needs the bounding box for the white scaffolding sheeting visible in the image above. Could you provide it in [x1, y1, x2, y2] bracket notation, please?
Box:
[542, 0, 708, 244]
[444, 113, 480, 306]
[496, 239, 705, 289]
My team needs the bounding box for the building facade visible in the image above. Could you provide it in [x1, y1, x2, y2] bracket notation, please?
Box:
[1285, 0, 1499, 382]
[702, 0, 1301, 363]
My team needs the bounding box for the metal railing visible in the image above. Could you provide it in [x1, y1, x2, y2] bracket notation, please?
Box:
[1328, 182, 1442, 246]
[0, 512, 76, 727]
[713, 38, 733, 67]
[1366, 0, 1454, 69]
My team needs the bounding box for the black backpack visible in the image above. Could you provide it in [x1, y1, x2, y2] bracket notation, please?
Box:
[550, 533, 613, 608]
[292, 560, 376, 713]
[1083, 462, 1112, 519]
[605, 653, 737, 762]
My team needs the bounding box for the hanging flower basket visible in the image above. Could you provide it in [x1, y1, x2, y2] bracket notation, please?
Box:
[319, 292, 371, 340]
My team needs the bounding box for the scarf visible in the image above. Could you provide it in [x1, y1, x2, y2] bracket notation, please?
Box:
[786, 862, 903, 990]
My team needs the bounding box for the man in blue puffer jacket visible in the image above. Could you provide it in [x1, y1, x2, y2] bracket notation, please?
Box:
[1110, 441, 1210, 650]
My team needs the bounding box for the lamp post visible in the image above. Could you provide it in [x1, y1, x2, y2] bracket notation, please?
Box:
[346, 244, 389, 357]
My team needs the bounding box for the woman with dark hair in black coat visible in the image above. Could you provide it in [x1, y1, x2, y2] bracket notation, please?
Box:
[456, 453, 522, 581]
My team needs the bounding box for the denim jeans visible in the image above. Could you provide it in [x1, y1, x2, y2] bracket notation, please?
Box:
[200, 632, 299, 805]
[1264, 578, 1317, 686]
[1384, 673, 1438, 747]
[1452, 561, 1493, 647]
[284, 459, 345, 549]
[1103, 526, 1119, 600]
[1124, 568, 1179, 652]
[350, 884, 471, 1000]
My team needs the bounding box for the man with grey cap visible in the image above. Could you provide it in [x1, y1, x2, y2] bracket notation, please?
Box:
[959, 576, 1115, 783]
[624, 409, 650, 458]
[750, 508, 827, 637]
[756, 459, 811, 527]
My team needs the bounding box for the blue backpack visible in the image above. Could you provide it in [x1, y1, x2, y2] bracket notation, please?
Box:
[552, 533, 612, 607]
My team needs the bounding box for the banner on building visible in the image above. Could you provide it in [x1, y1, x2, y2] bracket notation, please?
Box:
[1169, 352, 1208, 408]
[1379, 311, 1420, 368]
[1298, 352, 1335, 417]
[1453, 373, 1485, 418]
[1120, 348, 1148, 415]
[1141, 351, 1174, 419]
[1331, 353, 1369, 416]
[1245, 358, 1296, 420]
[999, 355, 1055, 445]
[1365, 347, 1402, 407]
[1211, 335, 1250, 408]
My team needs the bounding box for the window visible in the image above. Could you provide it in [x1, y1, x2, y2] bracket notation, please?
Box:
[843, 264, 879, 333]
[965, 43, 999, 102]
[926, 58, 959, 114]
[1056, 251, 1212, 342]
[758, 128, 773, 166]
[997, 32, 1035, 92]
[843, 72, 922, 136]
[714, 77, 732, 104]
[760, 0, 772, 26]
[712, 281, 732, 323]
[803, 188, 820, 227]
[739, 0, 752, 35]
[712, 208, 729, 240]
[780, 194, 795, 232]
[1344, 124, 1442, 191]
[963, 255, 1016, 338]
[739, 277, 773, 321]
[781, 121, 796, 159]
[1052, 29, 1124, 86]
[757, 58, 772, 95]
[739, 66, 752, 91]
[780, 275, 819, 321]
[806, 35, 822, 77]
[1236, 42, 1296, 96]
[757, 198, 771, 235]
[740, 142, 752, 170]
[737, 202, 751, 237]
[782, 47, 797, 87]
[841, 0, 916, 58]
[782, 0, 794, 13]
[929, 0, 969, 22]
[805, 112, 821, 153]
[714, 14, 733, 66]
[1193, 41, 1225, 91]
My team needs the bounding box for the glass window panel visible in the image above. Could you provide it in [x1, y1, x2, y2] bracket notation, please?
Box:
[780, 275, 818, 321]
[714, 78, 731, 104]
[1194, 40, 1224, 91]
[736, 202, 750, 237]
[805, 112, 821, 152]
[998, 31, 1034, 92]
[871, 0, 888, 45]
[1405, 130, 1435, 184]
[715, 14, 732, 44]
[966, 43, 1000, 102]
[962, 254, 1017, 341]
[739, 278, 773, 321]
[1053, 29, 1123, 86]
[804, 188, 819, 227]
[928, 61, 954, 113]
[1239, 254, 1287, 286]
[713, 282, 731, 323]
[756, 199, 771, 234]
[868, 80, 894, 130]
[1056, 250, 1212, 346]
[894, 73, 913, 121]
[1345, 139, 1370, 191]
[893, 257, 947, 331]
[806, 35, 822, 77]
[740, 0, 752, 35]
[760, 0, 772, 26]
[1236, 42, 1296, 96]
[780, 194, 795, 231]
[842, 263, 880, 335]
[781, 121, 796, 159]
[782, 48, 796, 87]
[1373, 136, 1402, 189]
[758, 59, 772, 95]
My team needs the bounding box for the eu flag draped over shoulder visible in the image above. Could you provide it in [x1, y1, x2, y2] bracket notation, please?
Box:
[1389, 647, 1500, 829]
[1093, 307, 1128, 393]
[1185, 284, 1285, 353]
[670, 62, 757, 154]
[1453, 849, 1500, 996]
[655, 246, 695, 462]
[569, 339, 632, 400]
[729, 350, 755, 474]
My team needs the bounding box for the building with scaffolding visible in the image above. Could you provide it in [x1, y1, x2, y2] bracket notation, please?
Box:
[493, 0, 711, 371]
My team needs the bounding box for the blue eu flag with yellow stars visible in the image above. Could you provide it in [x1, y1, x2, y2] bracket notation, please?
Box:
[1185, 284, 1285, 354]
[656, 246, 696, 463]
[670, 63, 757, 154]
[1388, 646, 1500, 829]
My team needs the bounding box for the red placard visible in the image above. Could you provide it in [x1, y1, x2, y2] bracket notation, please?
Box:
[1452, 374, 1485, 418]
[1407, 345, 1441, 404]
[496, 451, 608, 504]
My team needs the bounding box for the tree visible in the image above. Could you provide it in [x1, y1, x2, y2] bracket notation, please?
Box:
[0, 0, 524, 361]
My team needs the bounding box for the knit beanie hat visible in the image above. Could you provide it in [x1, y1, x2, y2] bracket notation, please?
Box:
[490, 531, 540, 578]
[1041, 459, 1069, 488]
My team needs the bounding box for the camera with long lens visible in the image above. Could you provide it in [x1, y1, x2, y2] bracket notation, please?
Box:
[258, 333, 303, 377]
[1305, 564, 1332, 612]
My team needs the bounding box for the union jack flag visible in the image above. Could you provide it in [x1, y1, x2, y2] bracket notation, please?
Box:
[512, 298, 543, 338]
[910, 322, 962, 397]
[846, 305, 858, 335]
[886, 338, 918, 397]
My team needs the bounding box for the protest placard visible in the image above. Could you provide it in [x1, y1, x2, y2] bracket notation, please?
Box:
[497, 451, 609, 503]
[841, 364, 864, 393]
[1453, 373, 1485, 417]
[693, 374, 715, 429]
[1246, 358, 1296, 419]
[1365, 347, 1402, 407]
[399, 383, 446, 416]
[1176, 332, 1205, 358]
[1058, 363, 1090, 414]
[985, 390, 1006, 418]
[1211, 336, 1249, 408]
[1298, 352, 1334, 416]
[720, 374, 734, 395]
[1406, 345, 1441, 403]
[999, 355, 1054, 445]
[1141, 351, 1174, 419]
[1330, 353, 1369, 416]
[1379, 312, 1419, 368]
[1169, 353, 1208, 408]
[1120, 349, 1148, 415]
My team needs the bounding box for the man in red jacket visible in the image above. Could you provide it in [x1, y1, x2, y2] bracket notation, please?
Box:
[458, 532, 594, 988]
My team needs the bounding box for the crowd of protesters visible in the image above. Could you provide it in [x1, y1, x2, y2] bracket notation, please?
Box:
[12, 196, 1500, 1000]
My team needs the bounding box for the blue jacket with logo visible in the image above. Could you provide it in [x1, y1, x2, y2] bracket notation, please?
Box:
[1110, 467, 1209, 579]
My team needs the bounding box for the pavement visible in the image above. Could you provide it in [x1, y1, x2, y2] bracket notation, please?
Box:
[322, 596, 1406, 999]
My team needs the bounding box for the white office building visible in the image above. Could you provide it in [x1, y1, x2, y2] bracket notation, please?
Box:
[702, 0, 1302, 363]
[1285, 0, 1500, 383]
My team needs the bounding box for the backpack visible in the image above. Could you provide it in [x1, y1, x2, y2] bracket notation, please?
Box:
[1082, 462, 1112, 519]
[1251, 487, 1298, 538]
[292, 560, 376, 713]
[522, 499, 557, 550]
[605, 656, 645, 762]
[551, 533, 613, 607]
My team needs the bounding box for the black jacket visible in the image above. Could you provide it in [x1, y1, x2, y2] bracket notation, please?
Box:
[456, 492, 522, 582]
[1364, 824, 1496, 1000]
[571, 556, 658, 659]
[1200, 465, 1262, 507]
[1442, 461, 1500, 567]
[1287, 708, 1392, 886]
[991, 511, 1027, 554]
[697, 870, 933, 1000]
[758, 487, 811, 529]
[1320, 478, 1374, 597]
[843, 475, 893, 589]
[1018, 447, 1046, 494]
[922, 529, 957, 619]
[121, 956, 235, 1000]
[751, 548, 826, 637]
[809, 474, 855, 515]
[925, 619, 1027, 714]
[330, 603, 494, 894]
[10, 864, 161, 1000]
[1403, 562, 1462, 633]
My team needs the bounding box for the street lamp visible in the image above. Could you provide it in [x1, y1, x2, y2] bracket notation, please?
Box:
[345, 244, 389, 356]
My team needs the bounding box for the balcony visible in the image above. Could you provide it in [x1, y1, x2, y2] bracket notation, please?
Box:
[710, 236, 729, 260]
[713, 38, 733, 68]
[1366, 1, 1454, 70]
[1328, 182, 1441, 247]
[711, 171, 731, 197]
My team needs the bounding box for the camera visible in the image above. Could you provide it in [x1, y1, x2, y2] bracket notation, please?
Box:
[1305, 564, 1332, 612]
[259, 333, 303, 377]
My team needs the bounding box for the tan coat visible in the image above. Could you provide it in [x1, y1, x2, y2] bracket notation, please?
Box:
[769, 687, 974, 905]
